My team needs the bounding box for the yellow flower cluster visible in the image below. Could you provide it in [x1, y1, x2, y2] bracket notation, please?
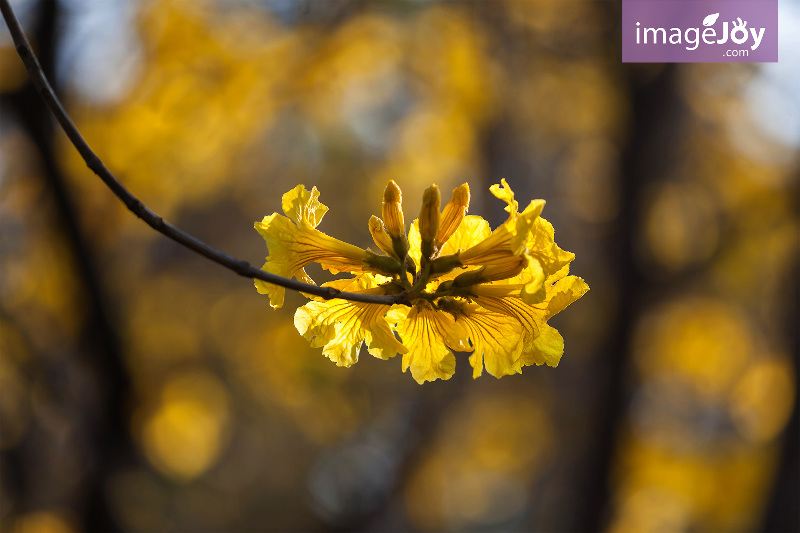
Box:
[255, 180, 588, 383]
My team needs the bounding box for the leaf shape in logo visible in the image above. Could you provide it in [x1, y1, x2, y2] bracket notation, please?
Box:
[703, 13, 720, 26]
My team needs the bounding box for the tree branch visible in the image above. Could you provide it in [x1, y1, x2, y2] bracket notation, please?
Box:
[0, 0, 402, 306]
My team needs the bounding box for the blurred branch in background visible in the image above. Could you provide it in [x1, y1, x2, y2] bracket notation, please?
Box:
[0, 0, 129, 530]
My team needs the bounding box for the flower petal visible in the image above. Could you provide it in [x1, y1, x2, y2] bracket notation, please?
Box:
[471, 288, 541, 340]
[368, 216, 396, 257]
[544, 276, 590, 320]
[254, 260, 313, 309]
[396, 303, 464, 383]
[523, 322, 564, 367]
[407, 220, 421, 265]
[281, 184, 328, 228]
[519, 257, 546, 304]
[471, 274, 588, 369]
[459, 306, 524, 378]
[490, 178, 519, 215]
[294, 282, 406, 367]
[254, 214, 316, 308]
[254, 210, 369, 308]
[511, 200, 545, 253]
[439, 215, 491, 256]
[459, 203, 543, 266]
[527, 217, 575, 281]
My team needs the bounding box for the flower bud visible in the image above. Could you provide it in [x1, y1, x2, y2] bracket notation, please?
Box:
[480, 255, 527, 282]
[450, 267, 487, 289]
[368, 216, 396, 258]
[437, 183, 469, 247]
[382, 180, 405, 238]
[419, 185, 441, 260]
[381, 180, 409, 259]
[448, 256, 526, 290]
[429, 253, 463, 275]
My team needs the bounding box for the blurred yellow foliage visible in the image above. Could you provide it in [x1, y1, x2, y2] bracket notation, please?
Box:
[0, 135, 85, 346]
[633, 298, 754, 398]
[642, 181, 720, 271]
[521, 61, 623, 143]
[232, 320, 362, 444]
[612, 436, 776, 533]
[505, 0, 604, 37]
[297, 14, 403, 126]
[731, 356, 796, 444]
[405, 391, 552, 530]
[610, 486, 694, 533]
[62, 0, 297, 220]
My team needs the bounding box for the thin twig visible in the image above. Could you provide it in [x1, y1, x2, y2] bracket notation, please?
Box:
[0, 0, 402, 306]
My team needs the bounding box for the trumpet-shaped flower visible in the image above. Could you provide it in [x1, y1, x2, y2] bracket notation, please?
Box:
[255, 180, 588, 383]
[255, 185, 402, 308]
[294, 274, 407, 366]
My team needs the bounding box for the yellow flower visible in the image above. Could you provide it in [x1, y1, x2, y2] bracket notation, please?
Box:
[254, 184, 401, 308]
[255, 180, 588, 383]
[469, 275, 589, 368]
[396, 301, 465, 383]
[294, 274, 407, 367]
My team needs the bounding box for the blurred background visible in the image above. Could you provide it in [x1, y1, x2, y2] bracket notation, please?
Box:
[1, 0, 798, 531]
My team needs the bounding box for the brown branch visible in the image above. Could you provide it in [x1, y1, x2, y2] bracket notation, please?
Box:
[0, 0, 402, 306]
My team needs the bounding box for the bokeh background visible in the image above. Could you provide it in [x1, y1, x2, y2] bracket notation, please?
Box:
[1, 0, 798, 532]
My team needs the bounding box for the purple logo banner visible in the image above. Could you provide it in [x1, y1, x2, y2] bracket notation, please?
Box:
[622, 0, 779, 63]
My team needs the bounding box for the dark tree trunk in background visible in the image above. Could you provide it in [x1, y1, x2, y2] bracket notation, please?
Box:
[1, 1, 132, 530]
[576, 64, 682, 533]
[762, 180, 800, 532]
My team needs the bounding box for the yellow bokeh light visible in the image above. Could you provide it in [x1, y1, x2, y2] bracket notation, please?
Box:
[613, 436, 775, 532]
[140, 370, 230, 481]
[12, 511, 74, 533]
[642, 181, 720, 271]
[405, 391, 551, 530]
[633, 298, 754, 397]
[730, 356, 796, 444]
